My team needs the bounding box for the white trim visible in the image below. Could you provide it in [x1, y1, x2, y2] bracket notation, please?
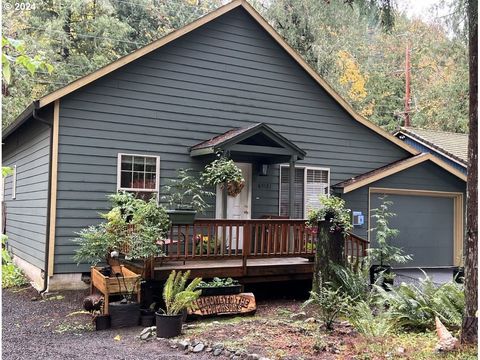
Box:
[12, 165, 16, 199]
[279, 165, 331, 217]
[116, 153, 160, 193]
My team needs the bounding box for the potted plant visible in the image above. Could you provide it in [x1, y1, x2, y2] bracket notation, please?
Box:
[367, 196, 412, 288]
[162, 169, 214, 225]
[195, 234, 221, 255]
[74, 192, 170, 326]
[140, 302, 156, 326]
[196, 277, 242, 296]
[156, 270, 202, 338]
[201, 155, 245, 197]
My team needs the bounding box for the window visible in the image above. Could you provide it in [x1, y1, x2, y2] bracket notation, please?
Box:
[12, 165, 16, 200]
[117, 154, 160, 193]
[279, 166, 330, 218]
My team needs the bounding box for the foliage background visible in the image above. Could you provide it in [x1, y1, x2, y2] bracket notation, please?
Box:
[2, 0, 468, 133]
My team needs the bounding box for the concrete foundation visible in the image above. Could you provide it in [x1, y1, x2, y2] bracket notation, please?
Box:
[47, 273, 89, 292]
[12, 256, 44, 291]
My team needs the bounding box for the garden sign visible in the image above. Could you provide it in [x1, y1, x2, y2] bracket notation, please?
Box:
[188, 292, 256, 316]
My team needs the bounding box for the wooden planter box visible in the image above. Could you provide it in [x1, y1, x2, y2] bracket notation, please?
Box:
[91, 265, 141, 314]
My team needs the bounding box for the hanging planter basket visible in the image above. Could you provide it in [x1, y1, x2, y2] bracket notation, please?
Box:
[226, 180, 245, 197]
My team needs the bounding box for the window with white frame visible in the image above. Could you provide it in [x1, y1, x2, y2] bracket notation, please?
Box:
[117, 154, 160, 193]
[279, 166, 330, 218]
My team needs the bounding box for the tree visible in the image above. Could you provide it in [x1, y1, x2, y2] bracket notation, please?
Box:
[461, 0, 477, 345]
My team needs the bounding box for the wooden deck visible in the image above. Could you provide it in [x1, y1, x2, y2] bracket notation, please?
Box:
[123, 218, 368, 283]
[153, 257, 315, 283]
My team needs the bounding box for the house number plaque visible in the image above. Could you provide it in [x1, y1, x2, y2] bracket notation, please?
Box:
[188, 293, 256, 316]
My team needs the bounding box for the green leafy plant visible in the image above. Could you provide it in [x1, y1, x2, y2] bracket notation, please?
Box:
[197, 277, 239, 288]
[162, 169, 214, 213]
[306, 195, 352, 233]
[367, 196, 412, 266]
[195, 234, 220, 255]
[303, 283, 350, 330]
[161, 270, 202, 316]
[348, 300, 395, 337]
[374, 273, 464, 330]
[331, 263, 371, 302]
[2, 235, 28, 288]
[74, 192, 169, 266]
[201, 155, 244, 188]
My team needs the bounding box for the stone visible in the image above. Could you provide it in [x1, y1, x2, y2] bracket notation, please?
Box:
[235, 350, 242, 356]
[206, 347, 213, 353]
[223, 350, 231, 357]
[232, 356, 240, 360]
[213, 343, 224, 350]
[140, 332, 151, 340]
[259, 358, 271, 360]
[396, 347, 405, 354]
[304, 317, 316, 323]
[290, 312, 306, 320]
[193, 343, 205, 353]
[187, 346, 194, 352]
[178, 340, 190, 351]
[140, 327, 152, 337]
[149, 326, 156, 332]
[247, 354, 260, 360]
[213, 348, 223, 356]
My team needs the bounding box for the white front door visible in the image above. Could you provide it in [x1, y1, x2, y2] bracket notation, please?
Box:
[216, 163, 252, 250]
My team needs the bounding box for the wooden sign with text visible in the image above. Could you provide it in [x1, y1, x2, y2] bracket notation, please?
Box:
[188, 292, 256, 316]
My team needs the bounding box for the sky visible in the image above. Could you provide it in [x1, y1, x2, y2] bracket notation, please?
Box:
[396, 0, 451, 22]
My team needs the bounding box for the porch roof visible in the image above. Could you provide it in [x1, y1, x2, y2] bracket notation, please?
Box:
[189, 123, 306, 162]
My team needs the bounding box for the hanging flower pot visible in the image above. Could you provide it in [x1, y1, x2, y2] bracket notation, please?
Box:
[226, 179, 245, 197]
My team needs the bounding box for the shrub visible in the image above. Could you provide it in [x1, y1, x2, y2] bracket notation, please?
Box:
[347, 300, 395, 337]
[331, 263, 371, 302]
[306, 195, 352, 233]
[2, 235, 28, 288]
[374, 273, 464, 330]
[368, 196, 412, 267]
[162, 169, 214, 213]
[161, 270, 202, 316]
[303, 284, 350, 330]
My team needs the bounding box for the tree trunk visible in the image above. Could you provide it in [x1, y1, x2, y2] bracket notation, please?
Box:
[462, 0, 478, 345]
[312, 220, 345, 294]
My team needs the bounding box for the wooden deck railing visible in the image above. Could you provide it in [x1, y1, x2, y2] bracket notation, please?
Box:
[159, 219, 369, 266]
[164, 219, 317, 261]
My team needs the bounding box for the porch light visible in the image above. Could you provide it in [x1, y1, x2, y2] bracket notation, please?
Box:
[260, 164, 269, 176]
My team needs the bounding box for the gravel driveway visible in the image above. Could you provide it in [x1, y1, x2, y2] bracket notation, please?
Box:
[2, 286, 211, 360]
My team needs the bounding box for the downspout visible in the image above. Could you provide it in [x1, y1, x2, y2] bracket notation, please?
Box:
[32, 101, 53, 295]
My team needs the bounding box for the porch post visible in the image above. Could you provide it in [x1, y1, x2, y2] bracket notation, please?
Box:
[288, 155, 296, 219]
[222, 185, 228, 219]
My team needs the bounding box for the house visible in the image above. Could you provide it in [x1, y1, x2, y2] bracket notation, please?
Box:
[2, 0, 467, 291]
[394, 127, 468, 174]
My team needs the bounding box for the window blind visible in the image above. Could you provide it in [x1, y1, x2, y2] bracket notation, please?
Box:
[305, 168, 329, 213]
[280, 167, 304, 218]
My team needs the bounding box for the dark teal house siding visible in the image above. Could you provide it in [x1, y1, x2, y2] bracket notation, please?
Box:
[402, 137, 467, 174]
[3, 118, 51, 270]
[53, 7, 410, 273]
[342, 161, 466, 241]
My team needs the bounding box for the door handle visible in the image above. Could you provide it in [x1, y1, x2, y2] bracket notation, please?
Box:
[244, 211, 249, 214]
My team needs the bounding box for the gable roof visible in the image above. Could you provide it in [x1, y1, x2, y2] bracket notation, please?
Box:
[2, 0, 419, 155]
[190, 123, 306, 159]
[394, 127, 468, 166]
[334, 152, 467, 194]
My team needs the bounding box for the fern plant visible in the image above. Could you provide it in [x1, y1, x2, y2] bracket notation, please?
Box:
[331, 263, 371, 302]
[373, 272, 464, 330]
[161, 270, 202, 316]
[348, 300, 395, 337]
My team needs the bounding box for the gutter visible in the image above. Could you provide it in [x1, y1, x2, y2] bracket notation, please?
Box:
[32, 101, 53, 295]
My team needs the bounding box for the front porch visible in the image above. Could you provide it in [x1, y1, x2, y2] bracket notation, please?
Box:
[127, 218, 368, 282]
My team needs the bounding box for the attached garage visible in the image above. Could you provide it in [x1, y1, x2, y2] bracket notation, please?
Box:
[369, 188, 464, 267]
[335, 153, 466, 270]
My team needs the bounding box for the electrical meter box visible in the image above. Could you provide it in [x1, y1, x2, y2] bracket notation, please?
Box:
[352, 211, 364, 227]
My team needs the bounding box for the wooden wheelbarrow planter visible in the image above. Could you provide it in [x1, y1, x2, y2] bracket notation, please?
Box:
[90, 265, 141, 315]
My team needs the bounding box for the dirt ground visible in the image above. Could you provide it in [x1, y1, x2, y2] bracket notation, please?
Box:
[2, 286, 477, 360]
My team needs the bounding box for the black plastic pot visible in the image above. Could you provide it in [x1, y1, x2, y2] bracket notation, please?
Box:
[109, 301, 141, 328]
[166, 209, 197, 225]
[99, 266, 112, 277]
[369, 265, 394, 289]
[140, 309, 155, 327]
[197, 284, 242, 296]
[155, 313, 183, 338]
[95, 314, 111, 331]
